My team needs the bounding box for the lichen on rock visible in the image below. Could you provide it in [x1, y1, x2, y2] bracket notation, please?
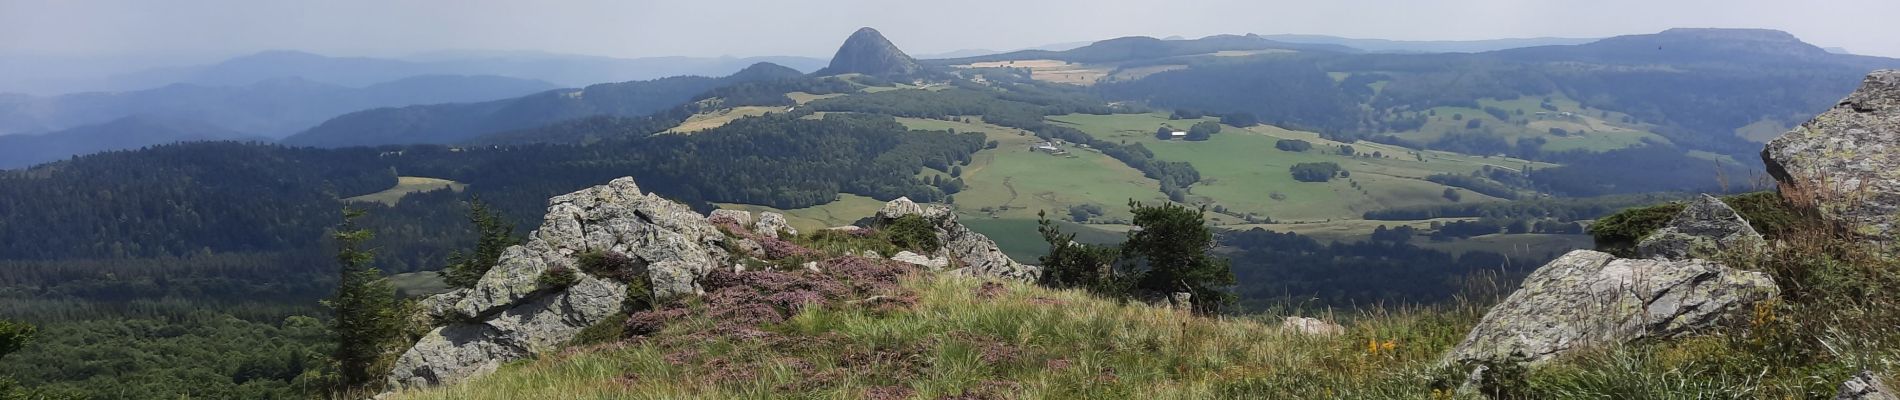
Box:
[872, 197, 1039, 281]
[1763, 70, 1900, 252]
[1636, 194, 1767, 260]
[387, 177, 735, 389]
[1445, 250, 1778, 366]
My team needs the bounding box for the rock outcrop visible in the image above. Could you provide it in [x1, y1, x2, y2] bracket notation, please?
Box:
[1446, 250, 1778, 365]
[814, 27, 923, 77]
[873, 197, 1039, 281]
[388, 177, 734, 389]
[1281, 316, 1344, 336]
[1839, 371, 1899, 400]
[756, 212, 796, 238]
[1636, 194, 1767, 260]
[1764, 70, 1900, 250]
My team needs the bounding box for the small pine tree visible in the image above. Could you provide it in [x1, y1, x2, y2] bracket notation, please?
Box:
[1036, 211, 1122, 294]
[441, 199, 519, 288]
[326, 208, 402, 390]
[1121, 201, 1236, 314]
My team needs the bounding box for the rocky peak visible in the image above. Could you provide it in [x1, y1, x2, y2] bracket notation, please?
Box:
[815, 27, 922, 77]
[1763, 70, 1900, 251]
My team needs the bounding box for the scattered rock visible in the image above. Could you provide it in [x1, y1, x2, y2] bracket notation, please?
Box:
[889, 250, 949, 269]
[1281, 316, 1344, 336]
[708, 209, 754, 227]
[1764, 70, 1900, 250]
[388, 177, 734, 389]
[1445, 250, 1778, 366]
[756, 212, 796, 238]
[1838, 371, 1899, 400]
[874, 197, 1040, 281]
[1636, 194, 1767, 260]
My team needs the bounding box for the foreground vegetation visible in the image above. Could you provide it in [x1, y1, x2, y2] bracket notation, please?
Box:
[386, 188, 1900, 399]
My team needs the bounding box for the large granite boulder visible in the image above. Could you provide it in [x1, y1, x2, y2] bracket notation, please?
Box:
[1636, 194, 1767, 260]
[873, 197, 1039, 281]
[1764, 70, 1900, 250]
[1446, 250, 1778, 365]
[388, 177, 734, 389]
[1839, 371, 1899, 400]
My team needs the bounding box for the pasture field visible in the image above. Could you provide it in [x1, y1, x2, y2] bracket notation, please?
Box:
[665, 106, 778, 133]
[344, 176, 466, 206]
[1046, 113, 1532, 221]
[1399, 95, 1667, 153]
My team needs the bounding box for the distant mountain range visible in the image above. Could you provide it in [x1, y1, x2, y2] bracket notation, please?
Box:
[0, 75, 559, 138]
[0, 115, 263, 169]
[282, 62, 808, 147]
[927, 34, 1357, 65]
[1, 50, 827, 96]
[1255, 34, 1599, 53]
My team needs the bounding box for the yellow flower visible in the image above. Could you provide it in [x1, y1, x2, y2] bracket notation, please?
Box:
[1382, 340, 1398, 352]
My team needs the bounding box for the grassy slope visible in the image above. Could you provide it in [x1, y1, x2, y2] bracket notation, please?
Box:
[389, 274, 1486, 400]
[344, 176, 467, 206]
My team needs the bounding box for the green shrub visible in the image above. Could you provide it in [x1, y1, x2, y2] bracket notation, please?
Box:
[537, 266, 579, 288]
[1590, 202, 1684, 257]
[577, 250, 640, 282]
[882, 215, 941, 253]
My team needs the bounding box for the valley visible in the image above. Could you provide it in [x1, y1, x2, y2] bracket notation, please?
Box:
[1, 14, 1897, 400]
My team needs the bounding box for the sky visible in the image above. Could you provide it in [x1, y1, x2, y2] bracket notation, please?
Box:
[3, 0, 1899, 60]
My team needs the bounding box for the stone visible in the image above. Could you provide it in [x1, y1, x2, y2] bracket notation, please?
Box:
[1838, 371, 1899, 400]
[387, 177, 734, 389]
[756, 212, 797, 238]
[1636, 194, 1768, 260]
[707, 209, 754, 227]
[1168, 292, 1194, 310]
[874, 197, 1040, 281]
[1281, 317, 1344, 336]
[889, 250, 949, 269]
[1764, 70, 1900, 251]
[1445, 250, 1778, 365]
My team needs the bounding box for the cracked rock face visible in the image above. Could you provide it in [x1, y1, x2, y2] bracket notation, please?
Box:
[1764, 70, 1900, 250]
[388, 177, 732, 389]
[1637, 194, 1767, 260]
[874, 197, 1039, 281]
[1445, 250, 1778, 365]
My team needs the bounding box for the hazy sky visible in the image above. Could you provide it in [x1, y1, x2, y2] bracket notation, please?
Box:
[5, 0, 1899, 60]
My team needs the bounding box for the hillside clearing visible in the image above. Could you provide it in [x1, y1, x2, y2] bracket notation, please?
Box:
[665, 106, 779, 134]
[344, 176, 466, 206]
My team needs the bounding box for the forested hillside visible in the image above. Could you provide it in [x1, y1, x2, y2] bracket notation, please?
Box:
[281, 63, 807, 147]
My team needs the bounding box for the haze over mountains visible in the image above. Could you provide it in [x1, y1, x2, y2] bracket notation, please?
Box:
[0, 50, 827, 96]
